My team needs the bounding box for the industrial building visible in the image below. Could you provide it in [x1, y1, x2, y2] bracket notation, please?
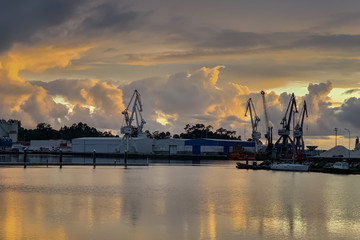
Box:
[72, 137, 256, 155]
[0, 119, 18, 148]
[185, 139, 255, 155]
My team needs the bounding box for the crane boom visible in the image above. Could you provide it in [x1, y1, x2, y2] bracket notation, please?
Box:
[121, 89, 146, 137]
[261, 91, 273, 152]
[279, 93, 298, 135]
[294, 100, 308, 154]
[273, 93, 298, 159]
[245, 98, 261, 152]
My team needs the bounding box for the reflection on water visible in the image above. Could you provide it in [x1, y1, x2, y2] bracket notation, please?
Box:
[0, 161, 360, 240]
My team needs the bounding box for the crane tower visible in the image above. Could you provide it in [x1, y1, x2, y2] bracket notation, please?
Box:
[245, 98, 261, 152]
[121, 89, 146, 137]
[294, 100, 308, 157]
[261, 91, 273, 153]
[273, 93, 298, 159]
[121, 90, 146, 153]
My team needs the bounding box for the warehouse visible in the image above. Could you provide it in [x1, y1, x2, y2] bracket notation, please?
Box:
[185, 139, 256, 155]
[72, 136, 154, 154]
[72, 137, 255, 155]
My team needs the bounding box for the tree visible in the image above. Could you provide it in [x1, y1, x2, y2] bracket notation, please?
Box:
[178, 123, 240, 140]
[17, 122, 115, 141]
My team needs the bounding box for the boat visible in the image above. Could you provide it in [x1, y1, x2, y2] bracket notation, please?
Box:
[323, 161, 352, 174]
[236, 161, 270, 170]
[270, 162, 309, 172]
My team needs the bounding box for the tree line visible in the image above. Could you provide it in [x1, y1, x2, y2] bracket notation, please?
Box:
[17, 122, 241, 141]
[146, 123, 241, 140]
[18, 122, 115, 141]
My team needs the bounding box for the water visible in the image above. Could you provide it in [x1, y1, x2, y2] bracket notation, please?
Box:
[0, 160, 359, 240]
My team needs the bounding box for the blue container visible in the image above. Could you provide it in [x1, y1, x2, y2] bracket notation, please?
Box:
[0, 138, 12, 147]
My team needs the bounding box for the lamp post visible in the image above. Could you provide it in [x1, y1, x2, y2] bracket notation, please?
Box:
[344, 128, 350, 160]
[334, 128, 338, 146]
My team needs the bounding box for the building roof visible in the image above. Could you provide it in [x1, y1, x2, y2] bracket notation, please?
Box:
[184, 138, 255, 147]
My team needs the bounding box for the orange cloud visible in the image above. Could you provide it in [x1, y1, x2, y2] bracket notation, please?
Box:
[0, 43, 93, 127]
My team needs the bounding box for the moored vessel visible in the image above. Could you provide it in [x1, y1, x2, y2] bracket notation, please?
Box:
[270, 162, 309, 172]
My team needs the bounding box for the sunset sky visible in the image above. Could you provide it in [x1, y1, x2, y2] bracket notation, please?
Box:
[1, 0, 360, 149]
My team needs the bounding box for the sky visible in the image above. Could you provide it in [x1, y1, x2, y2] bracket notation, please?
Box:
[1, 0, 360, 150]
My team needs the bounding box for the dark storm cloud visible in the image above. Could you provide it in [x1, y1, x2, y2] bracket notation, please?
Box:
[0, 0, 85, 52]
[0, 0, 143, 53]
[307, 11, 360, 32]
[81, 2, 139, 32]
[293, 34, 360, 49]
[200, 30, 270, 48]
[336, 97, 360, 129]
[31, 79, 92, 104]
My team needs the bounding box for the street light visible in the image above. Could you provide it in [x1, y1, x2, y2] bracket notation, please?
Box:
[344, 128, 350, 160]
[334, 127, 338, 146]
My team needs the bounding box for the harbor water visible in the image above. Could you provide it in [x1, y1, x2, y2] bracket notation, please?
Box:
[0, 157, 359, 240]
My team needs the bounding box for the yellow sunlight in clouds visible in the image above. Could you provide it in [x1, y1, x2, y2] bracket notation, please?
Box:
[1, 43, 93, 81]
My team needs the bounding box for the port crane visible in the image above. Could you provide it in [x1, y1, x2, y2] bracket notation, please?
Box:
[245, 98, 261, 152]
[294, 100, 308, 155]
[273, 93, 298, 158]
[121, 89, 146, 137]
[261, 91, 273, 153]
[121, 90, 146, 154]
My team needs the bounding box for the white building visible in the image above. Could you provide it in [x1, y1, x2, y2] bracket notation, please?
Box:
[153, 139, 191, 155]
[0, 119, 18, 142]
[72, 137, 255, 155]
[71, 137, 192, 154]
[72, 137, 122, 153]
[72, 136, 154, 154]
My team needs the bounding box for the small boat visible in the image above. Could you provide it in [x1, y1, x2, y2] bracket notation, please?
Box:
[270, 162, 309, 172]
[236, 161, 269, 170]
[323, 161, 352, 174]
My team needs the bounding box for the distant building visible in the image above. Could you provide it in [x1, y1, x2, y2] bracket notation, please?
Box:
[184, 139, 256, 155]
[0, 119, 18, 148]
[72, 137, 256, 155]
[30, 139, 71, 151]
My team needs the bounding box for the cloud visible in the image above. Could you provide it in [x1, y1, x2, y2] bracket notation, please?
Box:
[81, 2, 140, 32]
[0, 42, 125, 130]
[293, 34, 360, 50]
[304, 81, 333, 117]
[20, 87, 69, 126]
[0, 1, 145, 54]
[307, 11, 360, 32]
[32, 79, 125, 129]
[200, 30, 270, 49]
[344, 89, 360, 95]
[0, 0, 85, 52]
[119, 66, 252, 133]
[336, 97, 360, 130]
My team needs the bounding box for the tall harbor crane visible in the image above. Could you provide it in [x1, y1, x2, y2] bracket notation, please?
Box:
[273, 93, 298, 158]
[121, 89, 146, 137]
[121, 90, 146, 154]
[245, 98, 261, 152]
[261, 91, 273, 153]
[294, 100, 308, 156]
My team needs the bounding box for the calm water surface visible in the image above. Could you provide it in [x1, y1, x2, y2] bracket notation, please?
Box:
[0, 161, 359, 240]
